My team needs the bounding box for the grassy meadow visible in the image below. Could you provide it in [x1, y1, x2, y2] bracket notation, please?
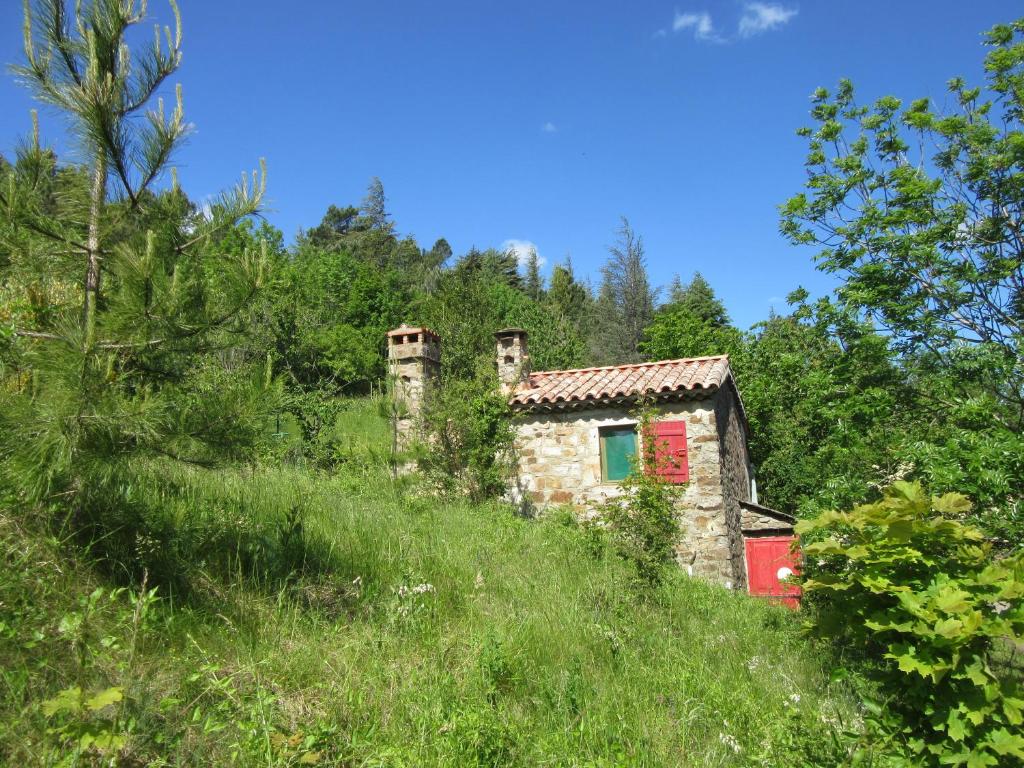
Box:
[0, 399, 855, 766]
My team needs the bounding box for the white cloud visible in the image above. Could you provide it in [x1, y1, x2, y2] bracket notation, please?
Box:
[666, 4, 796, 43]
[653, 28, 668, 39]
[502, 239, 546, 268]
[673, 11, 716, 41]
[738, 2, 798, 37]
[542, 121, 558, 133]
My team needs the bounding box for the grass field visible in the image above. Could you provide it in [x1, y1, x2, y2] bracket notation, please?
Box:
[0, 399, 855, 766]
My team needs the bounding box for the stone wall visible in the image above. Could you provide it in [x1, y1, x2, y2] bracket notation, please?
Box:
[740, 505, 794, 534]
[510, 398, 736, 586]
[714, 384, 753, 590]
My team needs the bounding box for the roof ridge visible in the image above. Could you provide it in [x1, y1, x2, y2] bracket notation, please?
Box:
[530, 354, 730, 378]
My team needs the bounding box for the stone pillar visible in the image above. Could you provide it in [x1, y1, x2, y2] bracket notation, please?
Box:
[495, 328, 530, 396]
[387, 324, 441, 450]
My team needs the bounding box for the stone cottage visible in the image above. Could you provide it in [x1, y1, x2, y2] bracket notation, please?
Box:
[388, 324, 797, 595]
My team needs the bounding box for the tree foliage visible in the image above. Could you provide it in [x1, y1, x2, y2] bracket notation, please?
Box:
[419, 365, 514, 502]
[781, 20, 1024, 431]
[592, 218, 656, 364]
[546, 257, 592, 334]
[599, 404, 683, 588]
[0, 0, 272, 511]
[799, 482, 1024, 766]
[641, 272, 742, 360]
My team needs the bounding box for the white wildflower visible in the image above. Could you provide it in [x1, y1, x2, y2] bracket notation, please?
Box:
[719, 732, 742, 754]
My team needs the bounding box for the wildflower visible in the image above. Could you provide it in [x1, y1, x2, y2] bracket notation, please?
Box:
[788, 693, 801, 706]
[474, 572, 484, 590]
[718, 732, 742, 754]
[819, 712, 840, 729]
[745, 656, 762, 672]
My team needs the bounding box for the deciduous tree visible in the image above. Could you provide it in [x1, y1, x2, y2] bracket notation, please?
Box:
[781, 19, 1024, 431]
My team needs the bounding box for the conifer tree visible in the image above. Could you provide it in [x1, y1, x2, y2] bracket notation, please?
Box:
[0, 0, 270, 508]
[678, 272, 729, 326]
[592, 217, 656, 364]
[667, 274, 684, 303]
[357, 176, 392, 233]
[523, 246, 543, 300]
[547, 256, 591, 331]
[642, 273, 739, 361]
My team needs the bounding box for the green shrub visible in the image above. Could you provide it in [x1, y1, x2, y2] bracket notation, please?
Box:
[798, 481, 1024, 766]
[419, 368, 514, 502]
[599, 405, 683, 589]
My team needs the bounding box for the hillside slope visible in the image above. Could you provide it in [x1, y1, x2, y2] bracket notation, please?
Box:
[0, 399, 853, 767]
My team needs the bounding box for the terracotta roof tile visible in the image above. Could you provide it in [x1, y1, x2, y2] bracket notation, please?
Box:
[509, 355, 731, 410]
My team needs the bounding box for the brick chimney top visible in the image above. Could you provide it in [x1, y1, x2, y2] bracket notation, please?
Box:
[495, 328, 530, 395]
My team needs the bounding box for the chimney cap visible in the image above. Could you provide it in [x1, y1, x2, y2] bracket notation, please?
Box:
[494, 327, 528, 338]
[387, 324, 439, 339]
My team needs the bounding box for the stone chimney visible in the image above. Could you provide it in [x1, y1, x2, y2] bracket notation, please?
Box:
[387, 324, 441, 449]
[495, 328, 530, 396]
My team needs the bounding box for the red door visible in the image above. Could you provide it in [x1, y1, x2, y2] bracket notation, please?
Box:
[745, 536, 801, 609]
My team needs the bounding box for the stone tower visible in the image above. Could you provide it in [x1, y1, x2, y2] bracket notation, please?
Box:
[387, 324, 441, 450]
[495, 328, 530, 396]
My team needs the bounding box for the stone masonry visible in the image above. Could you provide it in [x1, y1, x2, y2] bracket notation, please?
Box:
[713, 382, 754, 590]
[385, 324, 789, 591]
[510, 396, 740, 587]
[387, 325, 440, 451]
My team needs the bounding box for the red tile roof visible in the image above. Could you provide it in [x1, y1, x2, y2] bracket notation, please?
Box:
[509, 355, 732, 410]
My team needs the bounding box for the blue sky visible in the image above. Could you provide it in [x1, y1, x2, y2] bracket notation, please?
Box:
[1, 1, 1019, 329]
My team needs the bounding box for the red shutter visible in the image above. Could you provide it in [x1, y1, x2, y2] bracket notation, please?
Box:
[648, 421, 688, 483]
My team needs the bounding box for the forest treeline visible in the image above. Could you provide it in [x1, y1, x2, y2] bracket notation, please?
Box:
[0, 4, 1021, 546]
[3, 141, 1023, 541]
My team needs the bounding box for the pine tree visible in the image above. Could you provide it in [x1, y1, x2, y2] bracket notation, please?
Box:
[674, 272, 730, 327]
[357, 177, 392, 233]
[641, 273, 740, 361]
[304, 204, 359, 250]
[547, 256, 591, 332]
[1, 0, 270, 508]
[667, 274, 685, 304]
[523, 247, 543, 300]
[592, 217, 657, 363]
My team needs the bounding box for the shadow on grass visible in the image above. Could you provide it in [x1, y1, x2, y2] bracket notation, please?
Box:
[59, 461, 361, 620]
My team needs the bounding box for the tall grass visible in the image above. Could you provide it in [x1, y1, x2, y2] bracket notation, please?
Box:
[0, 398, 854, 766]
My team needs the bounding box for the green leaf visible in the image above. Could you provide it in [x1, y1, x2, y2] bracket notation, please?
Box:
[985, 728, 1024, 758]
[85, 687, 124, 712]
[41, 687, 83, 717]
[965, 750, 998, 768]
[90, 731, 127, 751]
[934, 586, 972, 614]
[946, 709, 968, 742]
[887, 519, 916, 541]
[1003, 696, 1023, 726]
[933, 493, 972, 515]
[963, 660, 990, 686]
[933, 618, 965, 639]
